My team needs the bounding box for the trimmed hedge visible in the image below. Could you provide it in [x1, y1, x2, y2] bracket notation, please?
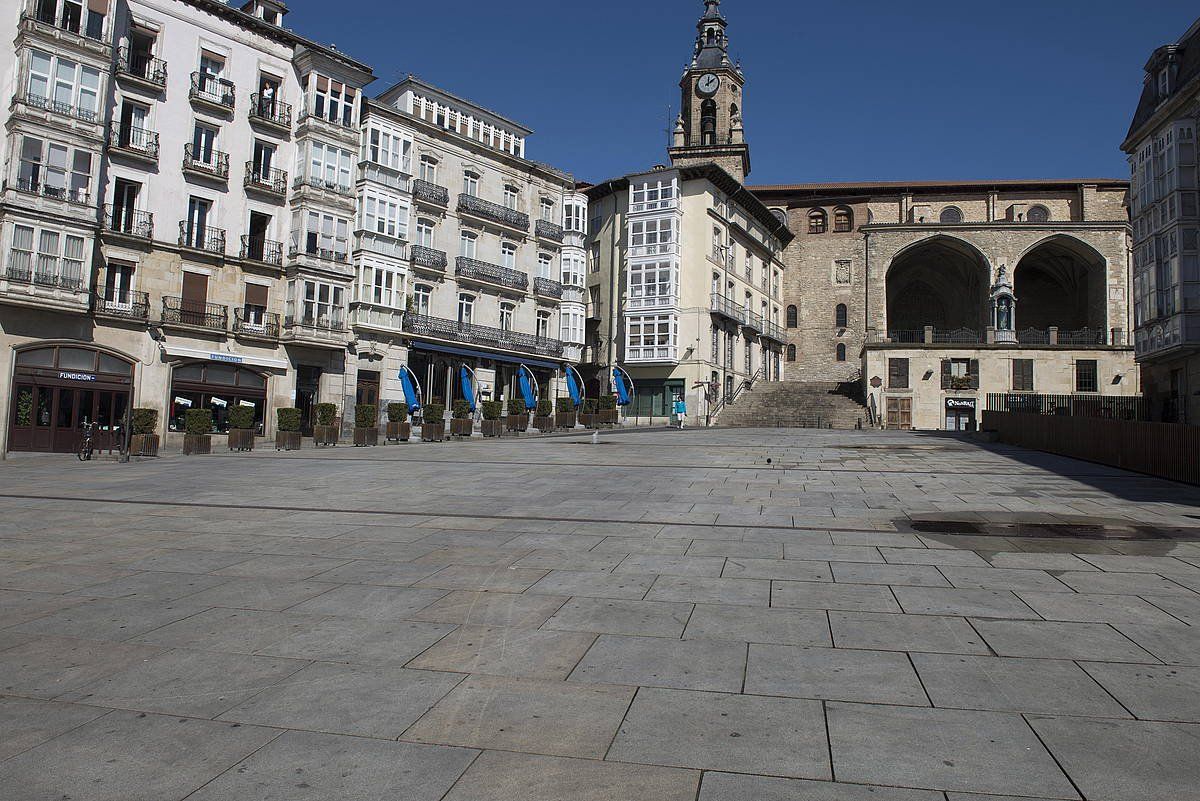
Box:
[131, 408, 158, 435]
[599, 394, 617, 410]
[277, 407, 301, 432]
[508, 397, 526, 416]
[452, 399, 472, 419]
[481, 400, 502, 420]
[387, 402, 407, 423]
[315, 403, 337, 426]
[536, 399, 552, 416]
[423, 403, 445, 422]
[354, 404, 377, 429]
[227, 405, 255, 430]
[582, 398, 598, 413]
[185, 408, 213, 436]
[556, 397, 574, 413]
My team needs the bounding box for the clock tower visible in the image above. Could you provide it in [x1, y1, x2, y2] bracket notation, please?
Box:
[668, 0, 751, 181]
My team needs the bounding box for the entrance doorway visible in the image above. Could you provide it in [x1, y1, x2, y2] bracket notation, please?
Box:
[356, 370, 380, 407]
[296, 365, 321, 435]
[945, 398, 977, 431]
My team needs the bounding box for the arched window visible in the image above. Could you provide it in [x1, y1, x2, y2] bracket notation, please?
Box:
[836, 343, 847, 362]
[730, 103, 739, 120]
[808, 209, 827, 234]
[1027, 205, 1050, 223]
[835, 304, 848, 328]
[700, 99, 717, 145]
[940, 206, 963, 224]
[770, 208, 787, 226]
[833, 207, 853, 233]
[786, 305, 798, 328]
[786, 344, 797, 362]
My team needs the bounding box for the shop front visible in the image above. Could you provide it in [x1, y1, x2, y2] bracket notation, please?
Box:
[407, 342, 559, 410]
[161, 346, 290, 439]
[7, 344, 134, 453]
[945, 396, 977, 431]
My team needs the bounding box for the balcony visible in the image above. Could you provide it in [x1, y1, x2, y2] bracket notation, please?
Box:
[412, 179, 449, 207]
[292, 175, 354, 200]
[458, 194, 529, 233]
[626, 345, 679, 363]
[189, 72, 235, 114]
[91, 286, 150, 322]
[534, 276, 563, 299]
[760, 319, 787, 344]
[18, 7, 109, 55]
[178, 222, 226, 256]
[115, 46, 166, 91]
[866, 327, 1119, 348]
[288, 239, 349, 266]
[233, 308, 280, 339]
[455, 256, 528, 292]
[744, 310, 764, 334]
[2, 257, 89, 312]
[411, 244, 448, 273]
[162, 296, 227, 331]
[942, 372, 980, 391]
[248, 93, 291, 132]
[296, 104, 358, 144]
[349, 302, 404, 333]
[14, 90, 100, 126]
[104, 205, 153, 241]
[10, 177, 89, 206]
[535, 219, 565, 243]
[403, 312, 564, 358]
[108, 123, 158, 162]
[710, 293, 746, 325]
[244, 163, 287, 198]
[183, 145, 229, 181]
[240, 236, 284, 267]
[283, 312, 351, 348]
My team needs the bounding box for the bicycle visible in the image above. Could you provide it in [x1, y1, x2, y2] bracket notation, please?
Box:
[77, 421, 95, 462]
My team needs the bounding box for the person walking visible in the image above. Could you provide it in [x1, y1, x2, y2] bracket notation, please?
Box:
[672, 394, 687, 430]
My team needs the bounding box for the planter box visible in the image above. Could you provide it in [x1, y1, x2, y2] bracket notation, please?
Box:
[556, 412, 577, 430]
[481, 419, 503, 438]
[579, 413, 598, 429]
[228, 429, 255, 452]
[314, 424, 339, 447]
[506, 414, 528, 434]
[450, 418, 474, 438]
[598, 409, 619, 426]
[386, 421, 411, 442]
[182, 434, 211, 455]
[421, 421, 445, 442]
[130, 433, 159, 457]
[275, 431, 301, 451]
[533, 415, 554, 433]
[353, 427, 379, 447]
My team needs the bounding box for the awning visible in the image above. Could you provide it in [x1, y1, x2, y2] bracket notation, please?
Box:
[162, 345, 289, 370]
[409, 341, 560, 371]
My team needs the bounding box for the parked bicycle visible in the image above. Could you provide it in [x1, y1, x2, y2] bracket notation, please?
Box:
[77, 421, 95, 462]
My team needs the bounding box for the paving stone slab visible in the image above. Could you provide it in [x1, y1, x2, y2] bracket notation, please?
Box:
[569, 633, 746, 692]
[890, 587, 1040, 619]
[1081, 662, 1200, 722]
[1114, 622, 1200, 665]
[746, 643, 928, 705]
[772, 580, 902, 613]
[684, 603, 831, 646]
[130, 607, 327, 654]
[407, 624, 597, 679]
[0, 635, 165, 698]
[407, 589, 568, 627]
[699, 773, 944, 801]
[525, 569, 657, 599]
[973, 619, 1159, 663]
[212, 554, 353, 580]
[1077, 555, 1200, 574]
[0, 562, 137, 592]
[543, 597, 692, 638]
[284, 584, 448, 619]
[615, 554, 727, 576]
[938, 566, 1072, 592]
[440, 750, 699, 801]
[1143, 593, 1200, 625]
[831, 563, 952, 588]
[721, 557, 833, 582]
[512, 550, 626, 572]
[686, 539, 784, 558]
[1016, 592, 1184, 626]
[0, 589, 93, 627]
[879, 547, 991, 567]
[61, 570, 230, 602]
[163, 577, 337, 611]
[0, 697, 109, 761]
[10, 596, 209, 641]
[1051, 571, 1197, 595]
[780, 543, 884, 562]
[310, 560, 445, 587]
[644, 575, 770, 606]
[830, 611, 989, 655]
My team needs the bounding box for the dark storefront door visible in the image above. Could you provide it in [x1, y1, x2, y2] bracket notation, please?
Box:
[945, 398, 977, 431]
[356, 371, 380, 407]
[296, 365, 321, 435]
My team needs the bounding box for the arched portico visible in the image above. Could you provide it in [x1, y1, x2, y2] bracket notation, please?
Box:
[1013, 235, 1107, 333]
[885, 236, 992, 334]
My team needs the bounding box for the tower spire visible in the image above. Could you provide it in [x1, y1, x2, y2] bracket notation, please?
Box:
[694, 0, 729, 68]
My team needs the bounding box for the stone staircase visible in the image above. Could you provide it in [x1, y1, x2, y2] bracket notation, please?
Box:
[717, 381, 870, 429]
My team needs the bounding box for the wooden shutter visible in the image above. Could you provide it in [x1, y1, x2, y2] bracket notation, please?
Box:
[244, 283, 268, 309]
[968, 359, 980, 388]
[181, 272, 208, 305]
[940, 360, 952, 388]
[88, 0, 109, 13]
[889, 358, 909, 389]
[316, 75, 329, 92]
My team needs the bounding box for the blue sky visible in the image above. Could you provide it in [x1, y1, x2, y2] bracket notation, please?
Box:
[284, 0, 1197, 186]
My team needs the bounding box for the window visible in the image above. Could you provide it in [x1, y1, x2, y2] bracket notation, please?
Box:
[415, 218, 435, 247]
[457, 293, 474, 324]
[419, 156, 438, 183]
[536, 310, 551, 339]
[306, 73, 356, 126]
[504, 185, 519, 210]
[834, 207, 853, 232]
[412, 284, 432, 315]
[835, 343, 846, 361]
[536, 251, 552, 278]
[295, 280, 345, 327]
[712, 325, 720, 361]
[941, 358, 979, 389]
[459, 230, 477, 259]
[835, 304, 848, 328]
[1013, 359, 1034, 392]
[588, 242, 600, 273]
[786, 305, 798, 328]
[301, 210, 349, 260]
[1075, 359, 1098, 393]
[462, 171, 479, 197]
[169, 364, 267, 434]
[1027, 205, 1050, 223]
[834, 260, 851, 285]
[499, 302, 514, 331]
[561, 308, 584, 344]
[564, 201, 586, 233]
[772, 270, 780, 298]
[540, 197, 554, 221]
[808, 209, 827, 234]
[9, 223, 85, 286]
[939, 206, 963, 224]
[631, 179, 675, 211]
[784, 344, 796, 362]
[888, 358, 909, 389]
[629, 261, 675, 307]
[744, 339, 753, 373]
[361, 189, 407, 239]
[631, 218, 674, 254]
[307, 141, 353, 192]
[16, 135, 92, 202]
[501, 242, 517, 270]
[745, 250, 754, 282]
[627, 314, 677, 360]
[27, 49, 101, 120]
[359, 261, 403, 307]
[561, 252, 584, 288]
[365, 126, 410, 172]
[712, 226, 724, 259]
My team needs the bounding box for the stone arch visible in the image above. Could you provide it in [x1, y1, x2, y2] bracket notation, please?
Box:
[1013, 234, 1107, 332]
[885, 235, 992, 333]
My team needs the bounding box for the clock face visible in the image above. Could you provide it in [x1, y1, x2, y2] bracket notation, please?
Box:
[696, 73, 720, 96]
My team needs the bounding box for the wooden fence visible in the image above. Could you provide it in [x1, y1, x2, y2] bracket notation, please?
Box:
[981, 411, 1200, 485]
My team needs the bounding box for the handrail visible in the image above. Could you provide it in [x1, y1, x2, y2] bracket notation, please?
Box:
[710, 368, 765, 418]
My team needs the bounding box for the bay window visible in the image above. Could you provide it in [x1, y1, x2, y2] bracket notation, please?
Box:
[630, 218, 675, 255]
[290, 280, 344, 328]
[560, 309, 584, 344]
[630, 179, 675, 212]
[561, 253, 584, 287]
[365, 126, 411, 172]
[27, 49, 101, 120]
[564, 200, 586, 233]
[300, 210, 349, 261]
[628, 261, 675, 309]
[306, 141, 352, 192]
[9, 223, 87, 287]
[361, 261, 404, 307]
[305, 73, 356, 126]
[17, 135, 92, 202]
[627, 314, 678, 361]
[361, 189, 408, 239]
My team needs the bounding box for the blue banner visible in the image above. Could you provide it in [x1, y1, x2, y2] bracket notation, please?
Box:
[612, 367, 632, 406]
[518, 365, 537, 408]
[398, 367, 421, 414]
[459, 365, 477, 413]
[564, 364, 583, 409]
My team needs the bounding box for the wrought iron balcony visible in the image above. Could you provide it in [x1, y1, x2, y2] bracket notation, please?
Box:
[411, 244, 448, 272]
[760, 319, 787, 343]
[458, 193, 529, 231]
[189, 72, 235, 109]
[162, 296, 227, 330]
[16, 90, 98, 123]
[285, 312, 348, 334]
[535, 219, 565, 242]
[92, 286, 150, 320]
[109, 123, 158, 160]
[744, 310, 764, 333]
[104, 205, 153, 239]
[116, 46, 166, 88]
[244, 163, 287, 196]
[249, 93, 291, 129]
[11, 177, 89, 205]
[292, 175, 353, 197]
[178, 222, 225, 255]
[455, 256, 528, 292]
[534, 276, 563, 298]
[240, 235, 283, 266]
[931, 328, 983, 344]
[1057, 327, 1107, 346]
[183, 145, 229, 179]
[234, 308, 280, 338]
[403, 312, 563, 358]
[710, 293, 746, 324]
[5, 258, 84, 291]
[19, 6, 109, 45]
[288, 239, 348, 264]
[412, 179, 449, 206]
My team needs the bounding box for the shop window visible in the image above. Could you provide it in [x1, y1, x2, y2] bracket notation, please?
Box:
[169, 363, 268, 434]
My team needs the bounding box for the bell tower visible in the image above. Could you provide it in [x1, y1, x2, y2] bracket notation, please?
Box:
[668, 0, 751, 181]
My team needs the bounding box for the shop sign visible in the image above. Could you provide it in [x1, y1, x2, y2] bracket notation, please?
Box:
[174, 396, 193, 407]
[210, 397, 228, 408]
[209, 353, 244, 364]
[58, 372, 97, 382]
[945, 397, 977, 410]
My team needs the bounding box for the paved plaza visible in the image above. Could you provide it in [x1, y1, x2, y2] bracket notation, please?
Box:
[1, 427, 1199, 800]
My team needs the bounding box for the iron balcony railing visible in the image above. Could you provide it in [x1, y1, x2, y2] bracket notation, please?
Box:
[403, 312, 563, 358]
[116, 46, 167, 87]
[17, 90, 98, 123]
[292, 175, 353, 196]
[190, 72, 235, 108]
[535, 219, 565, 242]
[285, 312, 347, 333]
[942, 373, 980, 391]
[1017, 327, 1051, 345]
[20, 6, 107, 43]
[710, 293, 747, 324]
[234, 308, 280, 338]
[458, 193, 529, 231]
[244, 163, 287, 195]
[249, 93, 291, 128]
[412, 179, 449, 206]
[534, 277, 563, 298]
[109, 123, 158, 159]
[744, 310, 764, 333]
[869, 327, 1115, 347]
[5, 259, 84, 291]
[178, 222, 225, 255]
[240, 235, 283, 266]
[986, 393, 1146, 421]
[12, 177, 89, 205]
[288, 239, 348, 264]
[411, 244, 448, 272]
[162, 296, 227, 330]
[92, 286, 150, 320]
[1057, 327, 1107, 346]
[183, 144, 229, 179]
[105, 205, 153, 239]
[761, 319, 787, 343]
[456, 256, 528, 291]
[932, 327, 983, 344]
